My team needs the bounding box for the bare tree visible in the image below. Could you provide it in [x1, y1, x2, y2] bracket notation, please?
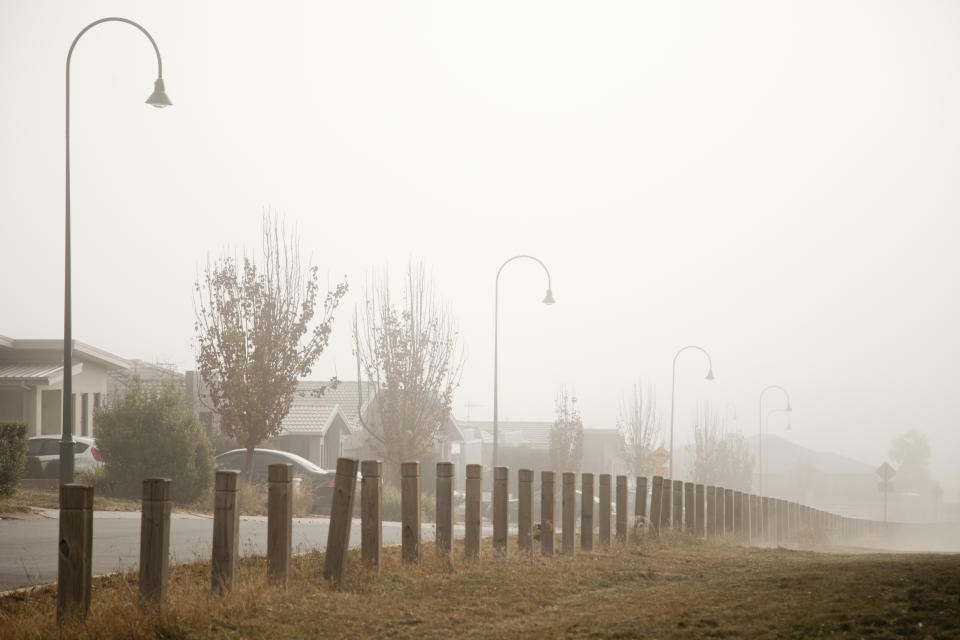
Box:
[690, 404, 753, 491]
[617, 383, 662, 477]
[550, 388, 584, 472]
[353, 261, 464, 480]
[193, 213, 347, 480]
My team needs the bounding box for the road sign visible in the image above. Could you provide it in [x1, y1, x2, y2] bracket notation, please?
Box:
[651, 447, 670, 466]
[876, 462, 896, 482]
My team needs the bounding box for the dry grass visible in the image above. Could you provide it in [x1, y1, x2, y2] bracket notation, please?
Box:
[1, 532, 958, 639]
[0, 488, 143, 514]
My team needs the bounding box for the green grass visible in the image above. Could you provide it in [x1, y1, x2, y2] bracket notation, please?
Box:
[1, 532, 958, 639]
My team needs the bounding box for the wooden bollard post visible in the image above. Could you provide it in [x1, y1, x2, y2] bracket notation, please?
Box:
[518, 469, 533, 553]
[684, 483, 695, 534]
[661, 478, 672, 530]
[212, 471, 240, 595]
[733, 491, 744, 538]
[465, 464, 482, 559]
[562, 472, 576, 554]
[325, 458, 360, 584]
[695, 484, 705, 538]
[58, 484, 93, 623]
[762, 497, 772, 543]
[581, 473, 594, 551]
[493, 466, 509, 558]
[401, 461, 421, 564]
[598, 474, 611, 546]
[724, 488, 734, 534]
[436, 462, 454, 556]
[267, 465, 292, 588]
[634, 476, 648, 541]
[140, 478, 171, 603]
[706, 486, 716, 537]
[615, 475, 628, 543]
[750, 495, 760, 541]
[649, 476, 663, 536]
[672, 480, 683, 530]
[541, 471, 555, 556]
[361, 460, 382, 571]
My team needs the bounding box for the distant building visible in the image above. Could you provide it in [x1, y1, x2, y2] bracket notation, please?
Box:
[0, 334, 130, 438]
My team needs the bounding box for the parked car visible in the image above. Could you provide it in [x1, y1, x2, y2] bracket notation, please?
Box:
[24, 436, 102, 478]
[214, 448, 338, 512]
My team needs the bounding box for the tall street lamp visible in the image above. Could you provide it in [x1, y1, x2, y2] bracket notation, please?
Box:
[757, 385, 791, 497]
[760, 407, 791, 494]
[493, 255, 554, 476]
[61, 17, 172, 486]
[668, 345, 714, 480]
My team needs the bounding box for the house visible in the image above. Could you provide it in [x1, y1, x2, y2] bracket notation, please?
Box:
[0, 334, 130, 438]
[185, 375, 465, 474]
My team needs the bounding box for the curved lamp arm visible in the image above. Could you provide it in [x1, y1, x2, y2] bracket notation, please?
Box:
[668, 344, 714, 479]
[496, 254, 554, 303]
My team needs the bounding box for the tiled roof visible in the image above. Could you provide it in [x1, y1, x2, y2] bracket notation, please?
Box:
[296, 380, 374, 432]
[0, 363, 64, 382]
[461, 420, 554, 449]
[279, 402, 339, 435]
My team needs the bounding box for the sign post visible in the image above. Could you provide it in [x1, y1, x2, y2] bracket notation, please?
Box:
[652, 447, 670, 478]
[876, 462, 896, 522]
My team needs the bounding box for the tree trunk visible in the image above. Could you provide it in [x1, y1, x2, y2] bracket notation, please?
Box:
[244, 445, 255, 483]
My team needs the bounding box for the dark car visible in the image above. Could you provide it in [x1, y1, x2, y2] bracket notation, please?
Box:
[214, 448, 337, 512]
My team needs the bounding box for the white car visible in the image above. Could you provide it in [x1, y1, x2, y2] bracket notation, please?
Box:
[25, 436, 102, 477]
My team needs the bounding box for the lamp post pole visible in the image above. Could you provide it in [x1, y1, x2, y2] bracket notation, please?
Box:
[757, 385, 791, 497]
[61, 17, 172, 486]
[493, 255, 554, 478]
[761, 407, 791, 494]
[668, 346, 714, 480]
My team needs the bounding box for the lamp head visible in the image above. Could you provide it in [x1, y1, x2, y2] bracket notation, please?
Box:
[786, 402, 793, 412]
[542, 288, 555, 305]
[146, 78, 172, 108]
[705, 368, 715, 381]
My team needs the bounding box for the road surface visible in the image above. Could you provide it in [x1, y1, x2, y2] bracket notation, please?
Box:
[0, 509, 482, 592]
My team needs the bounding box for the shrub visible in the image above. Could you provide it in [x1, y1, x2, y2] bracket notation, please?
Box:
[381, 483, 436, 523]
[94, 380, 214, 505]
[0, 422, 27, 496]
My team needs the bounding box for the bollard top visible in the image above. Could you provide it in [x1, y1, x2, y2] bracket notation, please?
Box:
[616, 474, 627, 482]
[518, 468, 533, 482]
[142, 478, 172, 502]
[673, 479, 683, 488]
[562, 471, 576, 483]
[336, 457, 360, 477]
[268, 463, 294, 483]
[401, 461, 420, 477]
[494, 466, 509, 480]
[60, 483, 93, 509]
[582, 472, 594, 483]
[541, 470, 555, 482]
[361, 460, 382, 477]
[684, 481, 694, 488]
[215, 470, 241, 491]
[466, 464, 482, 479]
[599, 474, 611, 485]
[436, 461, 454, 478]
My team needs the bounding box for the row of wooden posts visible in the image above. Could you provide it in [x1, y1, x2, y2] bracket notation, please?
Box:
[55, 458, 899, 623]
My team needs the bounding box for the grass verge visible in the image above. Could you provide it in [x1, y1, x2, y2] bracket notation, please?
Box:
[1, 531, 958, 639]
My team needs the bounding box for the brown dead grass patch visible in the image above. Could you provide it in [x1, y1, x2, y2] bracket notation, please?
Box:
[0, 534, 957, 639]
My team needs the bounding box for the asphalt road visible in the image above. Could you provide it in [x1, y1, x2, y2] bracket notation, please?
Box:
[0, 509, 478, 592]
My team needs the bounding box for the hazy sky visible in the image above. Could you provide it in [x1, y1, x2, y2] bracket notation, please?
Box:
[2, 1, 958, 498]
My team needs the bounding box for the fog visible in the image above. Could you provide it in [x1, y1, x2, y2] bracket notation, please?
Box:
[1, 0, 957, 508]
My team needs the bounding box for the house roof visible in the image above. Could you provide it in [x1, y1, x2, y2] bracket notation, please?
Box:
[0, 335, 130, 370]
[0, 363, 75, 385]
[296, 380, 375, 433]
[461, 420, 554, 449]
[279, 402, 348, 436]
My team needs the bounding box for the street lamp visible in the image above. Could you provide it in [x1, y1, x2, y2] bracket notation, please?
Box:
[757, 385, 791, 497]
[760, 407, 791, 494]
[61, 17, 172, 485]
[493, 255, 554, 476]
[668, 345, 714, 480]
